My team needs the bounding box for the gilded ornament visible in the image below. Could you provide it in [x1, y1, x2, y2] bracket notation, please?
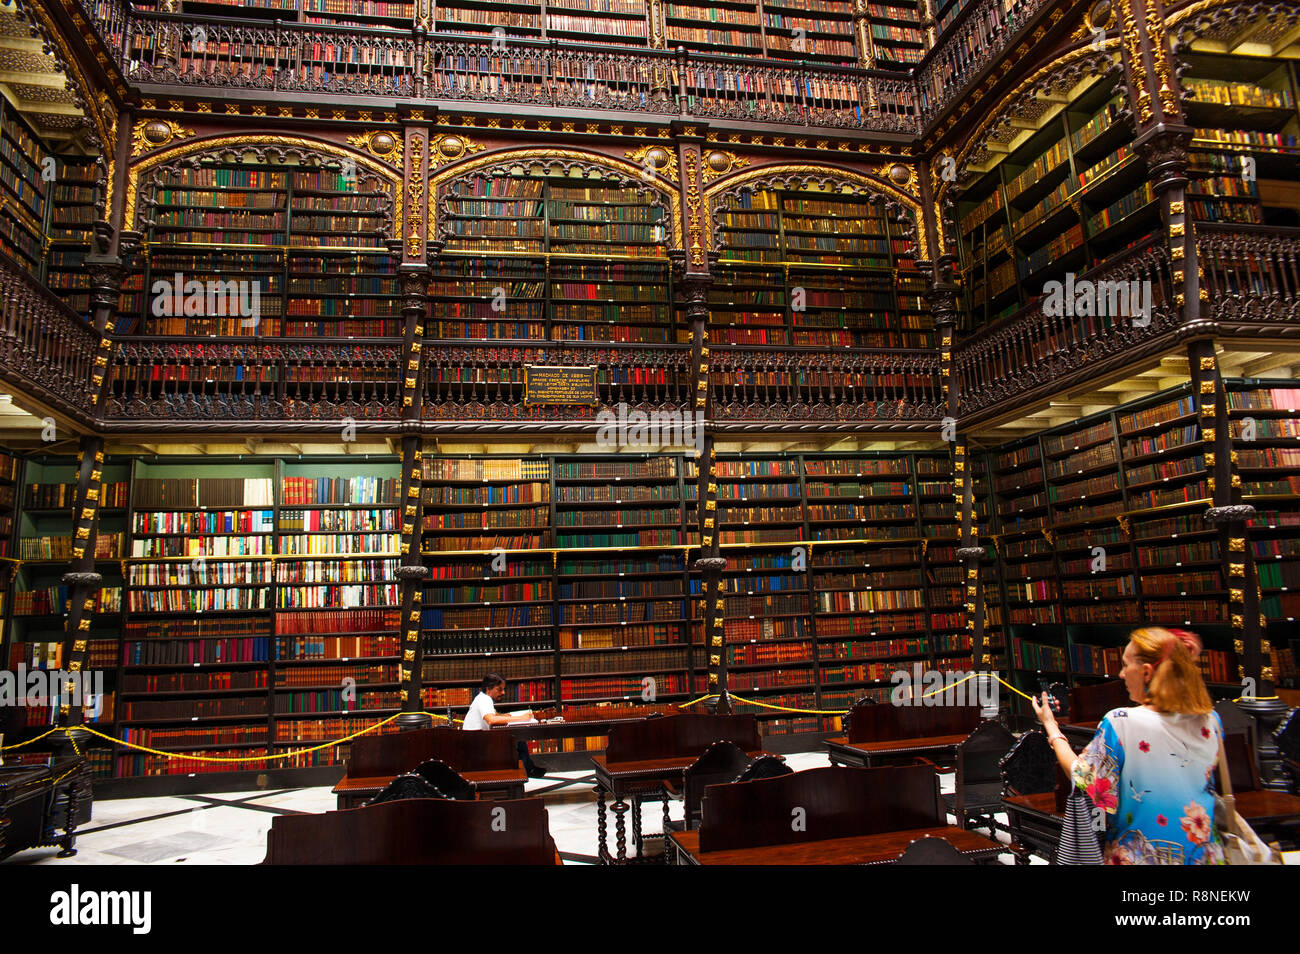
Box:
[131, 119, 194, 157]
[348, 130, 404, 167]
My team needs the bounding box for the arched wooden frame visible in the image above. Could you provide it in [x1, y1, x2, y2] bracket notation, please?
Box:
[125, 136, 402, 241]
[704, 164, 927, 262]
[13, 0, 114, 217]
[428, 148, 682, 253]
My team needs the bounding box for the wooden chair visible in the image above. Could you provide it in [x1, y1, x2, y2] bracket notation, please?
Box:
[1000, 730, 1057, 798]
[945, 720, 1015, 834]
[682, 740, 752, 831]
[735, 755, 793, 783]
[1274, 707, 1299, 796]
[365, 773, 446, 806]
[894, 835, 976, 865]
[264, 797, 560, 865]
[412, 759, 476, 800]
[998, 729, 1060, 864]
[1060, 679, 1129, 747]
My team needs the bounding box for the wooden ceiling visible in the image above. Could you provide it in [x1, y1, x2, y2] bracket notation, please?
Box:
[0, 0, 90, 151]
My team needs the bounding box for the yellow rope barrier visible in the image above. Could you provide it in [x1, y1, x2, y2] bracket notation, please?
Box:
[28, 714, 407, 764]
[4, 675, 1263, 762]
[728, 694, 847, 715]
[0, 727, 58, 750]
[676, 693, 719, 708]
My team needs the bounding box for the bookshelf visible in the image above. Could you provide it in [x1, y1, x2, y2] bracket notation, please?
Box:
[434, 172, 674, 342]
[42, 159, 96, 322]
[119, 161, 399, 337]
[761, 0, 857, 65]
[712, 186, 932, 348]
[117, 461, 276, 778]
[956, 80, 1159, 332]
[864, 0, 925, 70]
[554, 456, 692, 717]
[1229, 380, 1300, 681]
[545, 0, 651, 46]
[272, 460, 402, 764]
[983, 385, 1243, 719]
[1183, 53, 1300, 227]
[0, 97, 49, 272]
[665, 0, 765, 57]
[420, 456, 557, 719]
[9, 456, 129, 755]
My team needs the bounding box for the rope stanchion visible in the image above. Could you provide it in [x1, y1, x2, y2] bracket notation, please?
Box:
[676, 693, 719, 708]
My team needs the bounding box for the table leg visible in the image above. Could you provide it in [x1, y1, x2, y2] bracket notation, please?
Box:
[632, 794, 644, 860]
[596, 785, 608, 865]
[613, 797, 628, 864]
[56, 776, 82, 858]
[662, 786, 671, 866]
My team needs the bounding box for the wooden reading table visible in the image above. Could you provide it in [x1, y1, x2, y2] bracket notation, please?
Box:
[0, 756, 92, 861]
[592, 713, 763, 865]
[332, 725, 526, 809]
[823, 698, 985, 769]
[494, 704, 680, 747]
[667, 764, 1004, 865]
[264, 796, 560, 864]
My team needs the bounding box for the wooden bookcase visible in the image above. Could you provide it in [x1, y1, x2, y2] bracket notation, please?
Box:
[980, 385, 1240, 721]
[956, 78, 1158, 332]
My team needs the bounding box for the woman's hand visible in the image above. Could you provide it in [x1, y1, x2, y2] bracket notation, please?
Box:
[1031, 691, 1059, 732]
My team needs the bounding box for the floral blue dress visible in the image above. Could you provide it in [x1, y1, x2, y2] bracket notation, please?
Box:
[1071, 706, 1226, 865]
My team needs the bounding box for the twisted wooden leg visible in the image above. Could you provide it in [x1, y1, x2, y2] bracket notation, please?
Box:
[632, 794, 643, 860]
[597, 785, 609, 865]
[614, 797, 627, 863]
[662, 786, 672, 865]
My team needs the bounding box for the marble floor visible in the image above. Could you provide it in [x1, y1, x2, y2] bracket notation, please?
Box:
[4, 751, 1295, 865]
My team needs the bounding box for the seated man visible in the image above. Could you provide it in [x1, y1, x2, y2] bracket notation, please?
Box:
[463, 673, 548, 778]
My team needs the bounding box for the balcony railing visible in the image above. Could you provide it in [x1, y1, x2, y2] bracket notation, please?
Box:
[916, 0, 1050, 124]
[105, 337, 403, 423]
[117, 12, 919, 131]
[0, 251, 100, 416]
[422, 340, 691, 425]
[954, 237, 1179, 417]
[710, 345, 943, 424]
[1197, 223, 1300, 324]
[83, 0, 1078, 132]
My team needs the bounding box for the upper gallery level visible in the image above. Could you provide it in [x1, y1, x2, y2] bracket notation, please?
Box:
[42, 0, 1113, 136]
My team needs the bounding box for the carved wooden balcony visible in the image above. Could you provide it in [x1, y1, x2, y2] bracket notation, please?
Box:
[420, 340, 689, 430]
[1197, 223, 1300, 331]
[954, 235, 1180, 421]
[709, 345, 943, 430]
[104, 336, 403, 427]
[0, 250, 101, 420]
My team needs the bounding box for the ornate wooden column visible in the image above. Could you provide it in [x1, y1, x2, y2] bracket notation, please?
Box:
[53, 140, 136, 756]
[53, 439, 106, 758]
[1194, 342, 1287, 783]
[394, 117, 432, 730]
[1125, 0, 1202, 328]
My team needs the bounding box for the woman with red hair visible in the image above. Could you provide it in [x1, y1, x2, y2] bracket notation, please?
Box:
[1032, 627, 1225, 864]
